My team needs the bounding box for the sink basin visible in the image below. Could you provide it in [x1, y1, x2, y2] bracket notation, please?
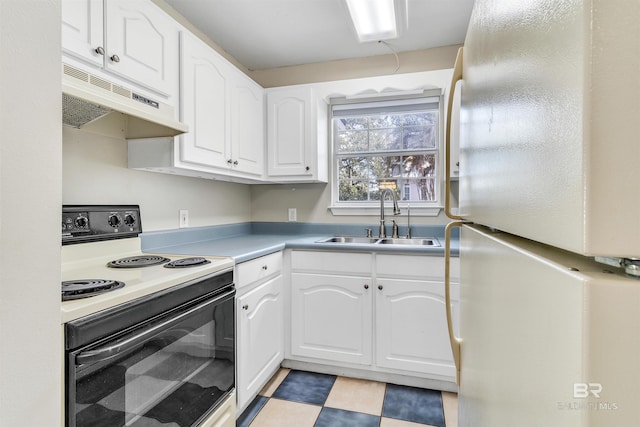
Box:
[377, 238, 441, 246]
[316, 236, 441, 247]
[317, 236, 380, 244]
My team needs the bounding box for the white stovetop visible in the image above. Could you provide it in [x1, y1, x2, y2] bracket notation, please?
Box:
[61, 238, 234, 323]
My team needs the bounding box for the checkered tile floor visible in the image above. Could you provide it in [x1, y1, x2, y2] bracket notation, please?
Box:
[237, 369, 458, 427]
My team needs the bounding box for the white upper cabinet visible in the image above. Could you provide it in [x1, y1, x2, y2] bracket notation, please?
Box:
[179, 30, 231, 170]
[179, 31, 265, 178]
[128, 28, 265, 183]
[104, 0, 178, 97]
[230, 73, 264, 177]
[61, 0, 104, 68]
[62, 0, 179, 99]
[266, 86, 328, 183]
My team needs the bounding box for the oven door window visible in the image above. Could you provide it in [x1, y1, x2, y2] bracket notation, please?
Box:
[68, 293, 235, 427]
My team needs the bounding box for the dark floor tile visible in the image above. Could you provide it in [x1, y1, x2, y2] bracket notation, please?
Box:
[272, 370, 336, 406]
[236, 395, 268, 427]
[314, 407, 380, 427]
[382, 384, 445, 427]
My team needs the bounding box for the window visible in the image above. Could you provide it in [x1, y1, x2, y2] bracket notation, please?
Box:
[330, 92, 443, 215]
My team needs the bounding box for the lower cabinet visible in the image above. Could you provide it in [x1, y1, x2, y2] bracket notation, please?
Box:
[375, 277, 459, 377]
[290, 273, 372, 365]
[289, 251, 460, 383]
[236, 253, 284, 413]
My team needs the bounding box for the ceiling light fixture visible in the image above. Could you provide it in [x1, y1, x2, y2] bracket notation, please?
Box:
[345, 0, 398, 43]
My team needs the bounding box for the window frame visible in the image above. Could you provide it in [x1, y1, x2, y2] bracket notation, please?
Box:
[328, 89, 445, 217]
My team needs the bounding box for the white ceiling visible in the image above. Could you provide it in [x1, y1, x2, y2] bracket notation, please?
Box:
[164, 0, 475, 70]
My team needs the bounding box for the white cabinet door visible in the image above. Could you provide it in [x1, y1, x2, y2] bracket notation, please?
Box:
[104, 0, 178, 96]
[230, 73, 264, 177]
[237, 275, 284, 412]
[179, 31, 231, 169]
[291, 272, 372, 365]
[266, 87, 328, 182]
[375, 277, 458, 378]
[267, 87, 310, 176]
[61, 0, 104, 67]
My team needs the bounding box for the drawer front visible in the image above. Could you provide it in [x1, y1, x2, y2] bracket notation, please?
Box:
[291, 251, 372, 275]
[376, 254, 459, 282]
[237, 252, 283, 289]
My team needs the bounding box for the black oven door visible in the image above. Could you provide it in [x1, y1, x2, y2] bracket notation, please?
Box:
[66, 288, 235, 427]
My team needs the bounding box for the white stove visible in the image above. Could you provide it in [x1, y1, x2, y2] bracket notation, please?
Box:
[61, 205, 236, 427]
[61, 237, 233, 322]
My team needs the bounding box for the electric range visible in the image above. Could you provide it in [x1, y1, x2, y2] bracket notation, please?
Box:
[60, 205, 234, 322]
[61, 205, 236, 427]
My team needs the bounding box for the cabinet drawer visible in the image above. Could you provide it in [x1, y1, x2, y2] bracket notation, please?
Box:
[237, 252, 282, 289]
[291, 251, 371, 275]
[376, 254, 459, 282]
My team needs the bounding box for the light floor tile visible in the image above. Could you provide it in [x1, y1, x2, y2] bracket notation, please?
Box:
[381, 417, 439, 427]
[324, 376, 386, 416]
[259, 368, 291, 397]
[442, 392, 458, 427]
[249, 398, 321, 427]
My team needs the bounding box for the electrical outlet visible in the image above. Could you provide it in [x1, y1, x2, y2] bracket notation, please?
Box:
[179, 210, 189, 228]
[288, 208, 297, 222]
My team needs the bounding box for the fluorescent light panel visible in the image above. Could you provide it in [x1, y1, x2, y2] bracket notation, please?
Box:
[345, 0, 397, 42]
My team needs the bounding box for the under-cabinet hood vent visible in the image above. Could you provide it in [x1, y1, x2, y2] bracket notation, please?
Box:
[62, 64, 188, 138]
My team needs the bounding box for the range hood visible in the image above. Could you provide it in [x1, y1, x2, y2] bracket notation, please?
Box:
[62, 64, 188, 139]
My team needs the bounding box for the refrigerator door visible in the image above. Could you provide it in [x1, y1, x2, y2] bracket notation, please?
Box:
[456, 0, 640, 257]
[458, 224, 640, 427]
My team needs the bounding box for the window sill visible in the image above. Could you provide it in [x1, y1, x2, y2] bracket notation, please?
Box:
[329, 205, 443, 217]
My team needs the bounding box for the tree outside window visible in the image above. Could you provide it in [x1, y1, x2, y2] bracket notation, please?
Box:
[334, 105, 439, 205]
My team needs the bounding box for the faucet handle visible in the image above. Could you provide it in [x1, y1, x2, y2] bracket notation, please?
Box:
[365, 228, 373, 238]
[392, 220, 399, 238]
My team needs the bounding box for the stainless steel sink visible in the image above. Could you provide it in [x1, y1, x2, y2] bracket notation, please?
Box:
[316, 236, 440, 246]
[377, 238, 441, 246]
[316, 236, 380, 244]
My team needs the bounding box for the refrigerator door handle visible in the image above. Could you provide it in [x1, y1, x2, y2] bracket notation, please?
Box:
[445, 221, 463, 385]
[445, 47, 464, 220]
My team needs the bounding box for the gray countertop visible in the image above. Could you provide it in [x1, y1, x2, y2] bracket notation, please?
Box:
[141, 222, 459, 264]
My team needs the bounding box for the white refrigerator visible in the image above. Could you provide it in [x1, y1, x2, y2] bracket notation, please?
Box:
[444, 0, 640, 426]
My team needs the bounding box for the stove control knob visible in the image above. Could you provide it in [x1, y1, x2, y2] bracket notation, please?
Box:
[123, 214, 136, 227]
[108, 214, 122, 228]
[74, 215, 88, 229]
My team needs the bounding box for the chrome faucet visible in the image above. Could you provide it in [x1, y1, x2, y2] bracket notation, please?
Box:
[379, 189, 400, 238]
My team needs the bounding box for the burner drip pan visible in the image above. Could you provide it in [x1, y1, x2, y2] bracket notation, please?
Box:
[107, 255, 171, 268]
[164, 257, 212, 268]
[62, 279, 125, 301]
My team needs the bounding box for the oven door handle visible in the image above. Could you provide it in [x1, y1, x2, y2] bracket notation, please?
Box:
[75, 288, 234, 366]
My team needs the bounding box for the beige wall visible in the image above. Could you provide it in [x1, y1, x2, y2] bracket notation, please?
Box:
[1, 0, 62, 425]
[251, 69, 455, 226]
[63, 127, 252, 231]
[251, 45, 460, 88]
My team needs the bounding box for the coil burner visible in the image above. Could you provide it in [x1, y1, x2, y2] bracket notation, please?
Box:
[164, 257, 212, 268]
[107, 255, 171, 268]
[62, 279, 125, 301]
